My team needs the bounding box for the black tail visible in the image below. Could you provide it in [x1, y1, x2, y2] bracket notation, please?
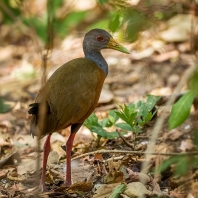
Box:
[28, 102, 51, 138]
[28, 103, 39, 115]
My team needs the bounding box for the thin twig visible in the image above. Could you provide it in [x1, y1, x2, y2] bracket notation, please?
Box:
[141, 63, 198, 175]
[116, 129, 134, 150]
[71, 149, 198, 161]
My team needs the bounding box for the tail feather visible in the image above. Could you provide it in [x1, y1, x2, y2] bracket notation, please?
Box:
[28, 102, 51, 137]
[29, 115, 38, 138]
[28, 103, 39, 115]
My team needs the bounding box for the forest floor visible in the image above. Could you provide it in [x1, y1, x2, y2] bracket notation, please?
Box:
[0, 13, 198, 198]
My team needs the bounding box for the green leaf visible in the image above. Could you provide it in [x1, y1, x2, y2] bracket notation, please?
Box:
[115, 123, 133, 131]
[89, 126, 108, 138]
[124, 8, 149, 42]
[89, 126, 123, 139]
[109, 183, 127, 198]
[137, 118, 145, 127]
[1, 0, 23, 23]
[97, 0, 108, 5]
[157, 156, 180, 173]
[144, 111, 153, 122]
[129, 112, 138, 124]
[99, 110, 119, 127]
[115, 103, 137, 126]
[84, 113, 100, 128]
[146, 95, 161, 111]
[99, 118, 109, 127]
[168, 91, 195, 130]
[0, 98, 11, 113]
[109, 13, 122, 32]
[123, 104, 130, 117]
[114, 110, 128, 123]
[158, 156, 198, 177]
[23, 17, 47, 43]
[55, 11, 87, 37]
[189, 71, 198, 96]
[175, 157, 189, 176]
[132, 125, 141, 133]
[48, 0, 63, 17]
[108, 110, 119, 125]
[105, 131, 125, 139]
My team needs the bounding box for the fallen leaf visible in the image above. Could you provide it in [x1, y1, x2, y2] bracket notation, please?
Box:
[124, 182, 151, 197]
[163, 128, 183, 141]
[68, 181, 93, 192]
[179, 139, 194, 152]
[126, 168, 151, 183]
[0, 169, 7, 179]
[109, 183, 127, 198]
[191, 180, 198, 193]
[93, 183, 120, 198]
[170, 191, 187, 198]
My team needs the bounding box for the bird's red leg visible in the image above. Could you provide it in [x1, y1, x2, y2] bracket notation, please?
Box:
[65, 132, 76, 186]
[41, 134, 51, 191]
[65, 123, 82, 186]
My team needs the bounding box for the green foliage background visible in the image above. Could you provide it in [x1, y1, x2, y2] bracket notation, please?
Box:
[0, 0, 177, 46]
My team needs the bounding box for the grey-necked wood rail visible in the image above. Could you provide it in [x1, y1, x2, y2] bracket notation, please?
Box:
[28, 28, 129, 191]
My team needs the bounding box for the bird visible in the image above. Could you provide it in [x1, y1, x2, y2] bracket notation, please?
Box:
[28, 28, 129, 191]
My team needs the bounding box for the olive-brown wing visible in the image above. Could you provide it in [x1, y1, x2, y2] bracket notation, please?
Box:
[35, 58, 105, 135]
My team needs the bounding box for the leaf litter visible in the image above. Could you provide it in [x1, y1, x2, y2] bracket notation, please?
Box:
[0, 11, 198, 198]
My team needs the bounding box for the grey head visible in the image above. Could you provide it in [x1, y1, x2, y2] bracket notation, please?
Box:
[83, 28, 112, 53]
[82, 28, 130, 75]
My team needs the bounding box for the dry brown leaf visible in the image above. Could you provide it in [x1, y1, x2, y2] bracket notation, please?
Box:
[0, 169, 7, 179]
[94, 153, 103, 162]
[93, 183, 120, 198]
[126, 168, 151, 184]
[163, 128, 183, 141]
[179, 139, 194, 152]
[68, 181, 93, 192]
[124, 182, 151, 197]
[152, 178, 161, 194]
[103, 159, 124, 183]
[191, 181, 198, 193]
[154, 143, 174, 181]
[49, 169, 64, 181]
[170, 191, 187, 198]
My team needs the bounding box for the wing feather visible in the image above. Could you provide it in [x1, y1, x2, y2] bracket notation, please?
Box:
[31, 58, 105, 136]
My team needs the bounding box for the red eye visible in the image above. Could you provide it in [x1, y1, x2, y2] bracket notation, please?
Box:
[96, 36, 104, 42]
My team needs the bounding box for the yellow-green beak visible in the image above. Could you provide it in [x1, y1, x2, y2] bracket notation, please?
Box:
[107, 37, 130, 54]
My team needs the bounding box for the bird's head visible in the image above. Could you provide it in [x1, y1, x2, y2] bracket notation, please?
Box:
[83, 29, 130, 54]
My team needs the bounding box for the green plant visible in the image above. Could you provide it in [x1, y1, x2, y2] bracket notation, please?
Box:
[159, 69, 198, 177]
[114, 95, 160, 149]
[157, 155, 198, 177]
[0, 98, 11, 113]
[84, 110, 123, 146]
[84, 95, 160, 147]
[168, 70, 198, 130]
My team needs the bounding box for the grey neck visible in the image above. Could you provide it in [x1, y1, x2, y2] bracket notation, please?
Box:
[84, 50, 108, 76]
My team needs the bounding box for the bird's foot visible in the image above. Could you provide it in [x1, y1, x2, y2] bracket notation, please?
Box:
[39, 181, 47, 192]
[65, 180, 71, 187]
